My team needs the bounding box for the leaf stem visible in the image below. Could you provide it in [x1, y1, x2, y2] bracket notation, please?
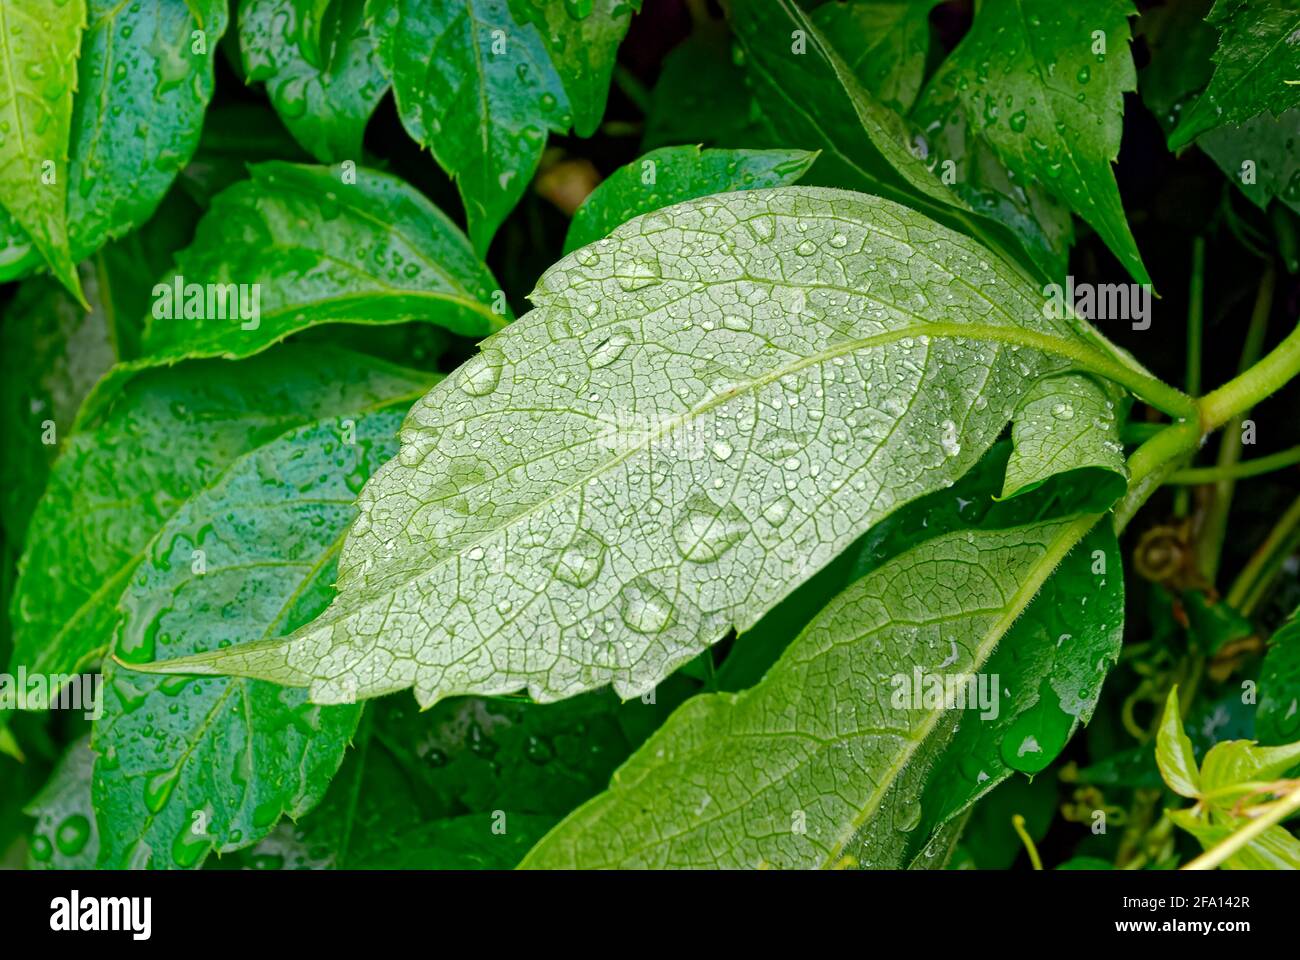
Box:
[1181, 782, 1300, 870]
[1166, 445, 1300, 484]
[1114, 420, 1203, 534]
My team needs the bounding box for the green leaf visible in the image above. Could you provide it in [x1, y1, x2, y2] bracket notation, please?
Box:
[6, 346, 434, 714]
[0, 0, 229, 286]
[0, 0, 86, 300]
[507, 0, 641, 139]
[563, 145, 817, 253]
[1258, 606, 1300, 744]
[910, 48, 1074, 282]
[289, 0, 332, 67]
[90, 404, 426, 869]
[1199, 738, 1300, 797]
[917, 524, 1123, 837]
[1156, 686, 1201, 798]
[1138, 0, 1218, 137]
[641, 21, 763, 151]
[923, 0, 1150, 285]
[24, 735, 98, 869]
[1167, 808, 1300, 869]
[230, 679, 696, 868]
[240, 0, 388, 163]
[130, 187, 1131, 707]
[1200, 111, 1300, 215]
[1001, 374, 1127, 500]
[373, 0, 570, 255]
[175, 102, 310, 208]
[1055, 856, 1113, 869]
[1168, 0, 1300, 150]
[520, 518, 1099, 868]
[809, 0, 940, 114]
[75, 162, 507, 423]
[731, 0, 1050, 283]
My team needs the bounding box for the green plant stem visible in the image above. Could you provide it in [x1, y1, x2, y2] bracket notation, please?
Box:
[1166, 445, 1300, 484]
[1182, 782, 1300, 870]
[1115, 420, 1202, 534]
[1196, 265, 1275, 580]
[1199, 320, 1300, 434]
[1225, 495, 1300, 615]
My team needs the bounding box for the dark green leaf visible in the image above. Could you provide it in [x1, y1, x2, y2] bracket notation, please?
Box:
[564, 145, 817, 252]
[373, 0, 570, 255]
[1168, 0, 1300, 150]
[810, 0, 940, 114]
[240, 0, 388, 163]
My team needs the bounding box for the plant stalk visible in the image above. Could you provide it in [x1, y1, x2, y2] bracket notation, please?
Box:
[1182, 782, 1300, 870]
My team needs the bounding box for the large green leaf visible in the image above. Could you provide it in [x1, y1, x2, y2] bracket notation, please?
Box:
[1168, 0, 1300, 150]
[916, 524, 1123, 843]
[240, 0, 388, 163]
[1156, 687, 1202, 798]
[0, 0, 85, 299]
[507, 0, 641, 139]
[0, 0, 228, 286]
[91, 405, 425, 869]
[132, 186, 1137, 712]
[810, 0, 940, 114]
[923, 0, 1149, 285]
[564, 145, 817, 253]
[25, 735, 98, 869]
[373, 0, 570, 255]
[731, 0, 1048, 283]
[5, 346, 434, 713]
[521, 518, 1099, 868]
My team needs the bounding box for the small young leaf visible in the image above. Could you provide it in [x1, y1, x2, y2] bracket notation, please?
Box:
[0, 0, 86, 300]
[520, 519, 1099, 868]
[1198, 739, 1300, 797]
[24, 735, 98, 869]
[240, 0, 388, 163]
[1156, 686, 1201, 798]
[1167, 808, 1300, 869]
[563, 145, 817, 252]
[1168, 0, 1300, 150]
[506, 0, 642, 139]
[130, 187, 1128, 708]
[373, 0, 570, 255]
